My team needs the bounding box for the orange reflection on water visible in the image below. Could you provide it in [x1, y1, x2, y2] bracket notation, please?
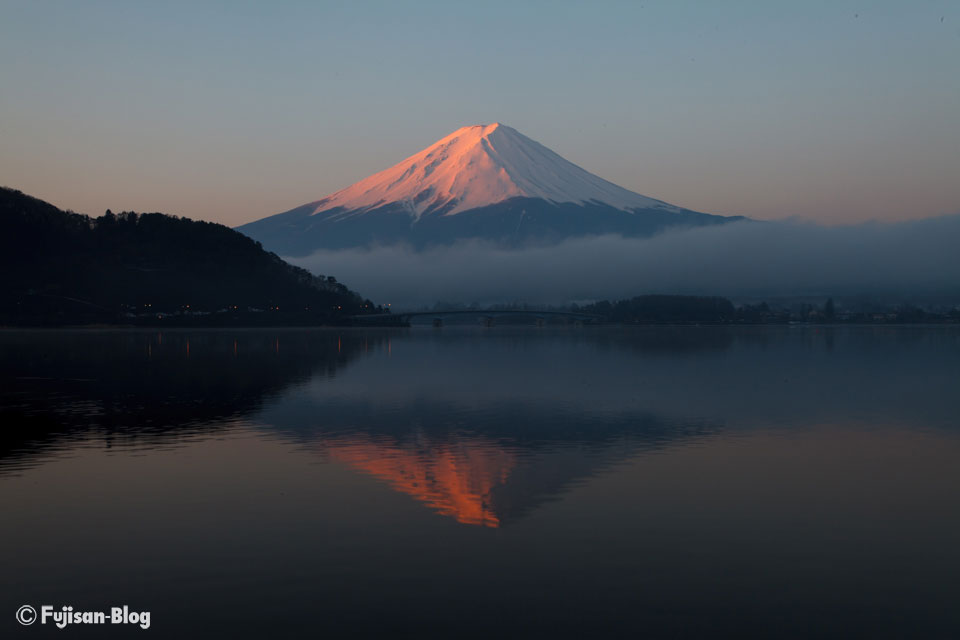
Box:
[320, 435, 515, 527]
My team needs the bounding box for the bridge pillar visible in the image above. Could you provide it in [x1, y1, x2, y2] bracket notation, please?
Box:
[432, 317, 443, 328]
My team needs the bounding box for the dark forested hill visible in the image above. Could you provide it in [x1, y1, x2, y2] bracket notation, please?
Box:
[0, 187, 380, 325]
[577, 295, 736, 324]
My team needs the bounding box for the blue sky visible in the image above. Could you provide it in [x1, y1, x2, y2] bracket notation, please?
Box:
[1, 0, 957, 225]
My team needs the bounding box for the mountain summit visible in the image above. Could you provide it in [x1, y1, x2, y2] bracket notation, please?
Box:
[310, 123, 674, 219]
[239, 124, 740, 255]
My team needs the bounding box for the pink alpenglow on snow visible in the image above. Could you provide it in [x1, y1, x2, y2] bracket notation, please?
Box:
[238, 123, 736, 254]
[309, 123, 677, 220]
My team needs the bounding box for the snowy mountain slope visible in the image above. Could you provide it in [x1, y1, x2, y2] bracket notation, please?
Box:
[238, 124, 741, 255]
[310, 123, 677, 219]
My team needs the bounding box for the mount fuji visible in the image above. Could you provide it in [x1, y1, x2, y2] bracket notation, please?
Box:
[238, 123, 741, 255]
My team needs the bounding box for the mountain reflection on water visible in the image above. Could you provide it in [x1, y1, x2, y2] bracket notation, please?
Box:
[0, 328, 726, 526]
[2, 326, 957, 529]
[3, 326, 960, 638]
[310, 413, 713, 528]
[318, 433, 513, 527]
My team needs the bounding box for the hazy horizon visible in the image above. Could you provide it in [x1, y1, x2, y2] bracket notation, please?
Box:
[2, 1, 958, 227]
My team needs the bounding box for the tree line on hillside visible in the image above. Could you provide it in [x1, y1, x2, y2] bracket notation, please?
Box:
[574, 295, 959, 325]
[574, 295, 736, 324]
[0, 187, 384, 326]
[401, 296, 958, 326]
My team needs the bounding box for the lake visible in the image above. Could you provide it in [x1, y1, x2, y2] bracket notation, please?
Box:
[2, 326, 959, 638]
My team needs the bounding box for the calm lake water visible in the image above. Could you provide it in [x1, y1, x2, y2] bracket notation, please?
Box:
[2, 326, 959, 638]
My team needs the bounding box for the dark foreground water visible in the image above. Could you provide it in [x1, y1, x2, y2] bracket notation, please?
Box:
[1, 326, 958, 638]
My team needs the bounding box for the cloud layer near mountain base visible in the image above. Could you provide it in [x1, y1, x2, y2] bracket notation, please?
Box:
[290, 216, 960, 307]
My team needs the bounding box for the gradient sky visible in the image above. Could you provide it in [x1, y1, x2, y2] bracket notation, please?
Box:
[1, 0, 958, 226]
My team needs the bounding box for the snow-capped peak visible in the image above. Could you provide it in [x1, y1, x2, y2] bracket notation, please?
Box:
[308, 123, 675, 218]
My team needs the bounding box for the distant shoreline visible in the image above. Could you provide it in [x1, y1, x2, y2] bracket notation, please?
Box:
[3, 321, 958, 331]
